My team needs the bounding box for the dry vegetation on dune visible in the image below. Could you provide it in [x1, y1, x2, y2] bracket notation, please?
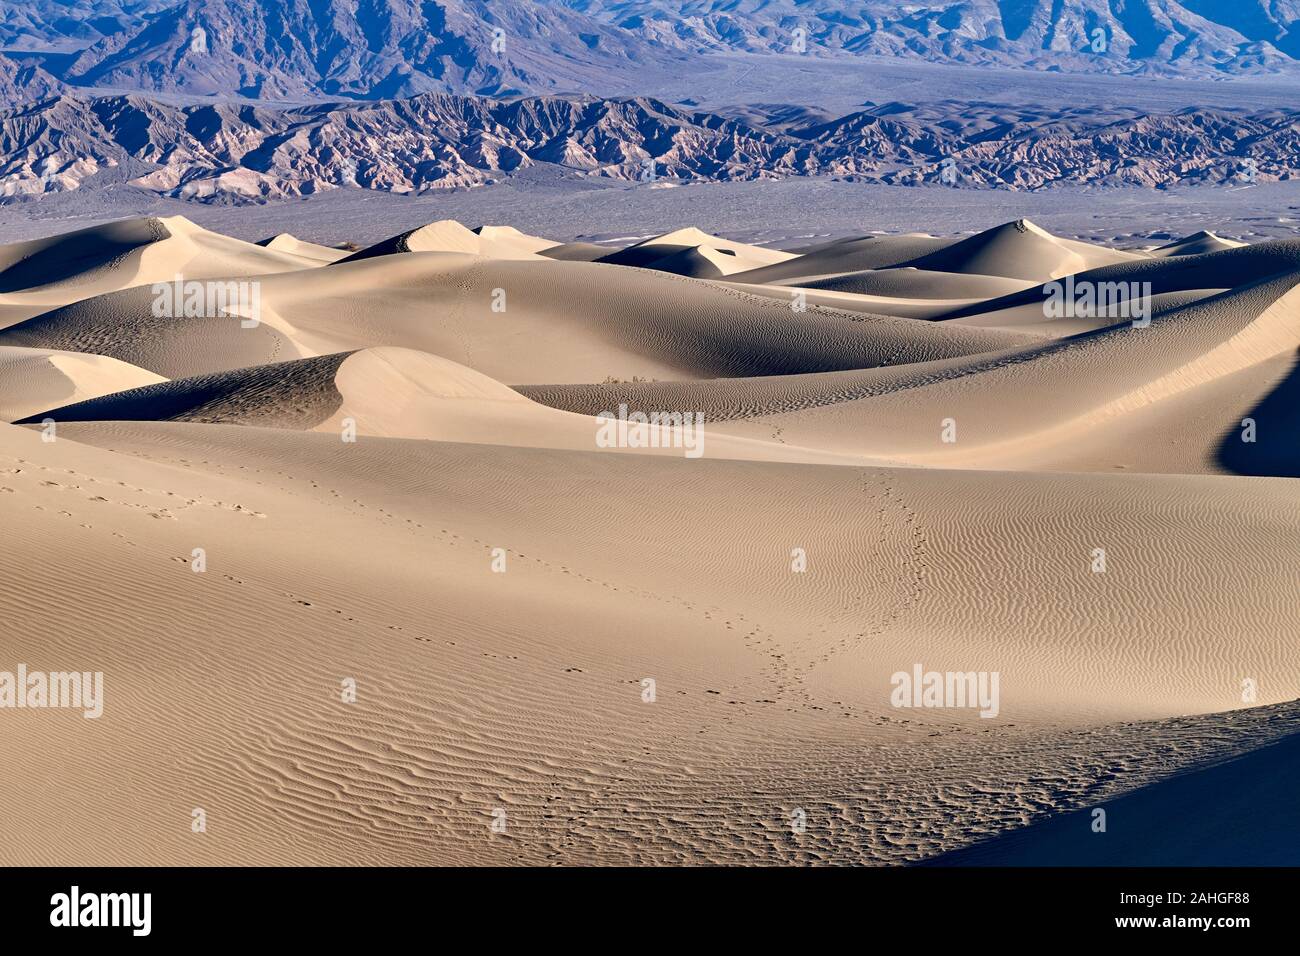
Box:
[1, 214, 1297, 865]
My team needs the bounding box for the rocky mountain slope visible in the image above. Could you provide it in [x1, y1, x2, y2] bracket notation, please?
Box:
[0, 0, 172, 50]
[0, 0, 1297, 102]
[0, 91, 1294, 203]
[0, 53, 63, 99]
[553, 0, 1300, 74]
[19, 0, 684, 99]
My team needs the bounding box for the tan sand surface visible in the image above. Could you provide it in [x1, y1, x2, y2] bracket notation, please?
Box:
[2, 215, 1297, 866]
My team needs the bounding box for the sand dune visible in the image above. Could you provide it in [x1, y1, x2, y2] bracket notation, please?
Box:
[1152, 230, 1247, 257]
[526, 271, 1300, 475]
[897, 219, 1139, 280]
[22, 346, 863, 464]
[715, 279, 1017, 320]
[928, 729, 1300, 866]
[473, 225, 557, 256]
[2, 214, 1298, 867]
[17, 352, 352, 430]
[339, 220, 554, 263]
[597, 226, 796, 276]
[539, 241, 617, 262]
[3, 418, 1297, 865]
[0, 346, 166, 422]
[257, 233, 350, 263]
[729, 234, 957, 283]
[0, 283, 298, 379]
[0, 216, 327, 296]
[720, 221, 1136, 298]
[0, 253, 1037, 381]
[0, 216, 334, 329]
[941, 239, 1300, 321]
[791, 266, 1036, 300]
[318, 347, 855, 460]
[943, 288, 1224, 337]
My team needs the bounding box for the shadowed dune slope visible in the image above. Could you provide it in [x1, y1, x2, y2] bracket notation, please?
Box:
[926, 731, 1300, 866]
[793, 267, 1036, 300]
[0, 284, 300, 378]
[18, 352, 351, 429]
[942, 289, 1223, 337]
[539, 241, 613, 262]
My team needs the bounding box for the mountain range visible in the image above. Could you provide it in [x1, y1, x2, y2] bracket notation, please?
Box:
[559, 0, 1300, 71]
[0, 0, 1297, 102]
[1, 91, 1294, 203]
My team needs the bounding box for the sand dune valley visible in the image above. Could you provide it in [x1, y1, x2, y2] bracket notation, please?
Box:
[2, 211, 1299, 867]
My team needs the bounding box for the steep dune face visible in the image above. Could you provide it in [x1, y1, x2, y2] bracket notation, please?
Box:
[622, 244, 746, 279]
[472, 226, 558, 256]
[539, 241, 614, 262]
[927, 731, 1300, 866]
[859, 274, 1300, 464]
[3, 214, 1300, 867]
[942, 289, 1222, 337]
[727, 235, 959, 283]
[721, 222, 1136, 301]
[973, 274, 1300, 467]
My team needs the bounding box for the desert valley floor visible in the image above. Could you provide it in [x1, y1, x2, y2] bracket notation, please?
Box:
[1, 213, 1298, 865]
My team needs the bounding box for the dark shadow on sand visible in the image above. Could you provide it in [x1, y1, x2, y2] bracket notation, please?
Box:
[1216, 350, 1300, 478]
[921, 730, 1300, 866]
